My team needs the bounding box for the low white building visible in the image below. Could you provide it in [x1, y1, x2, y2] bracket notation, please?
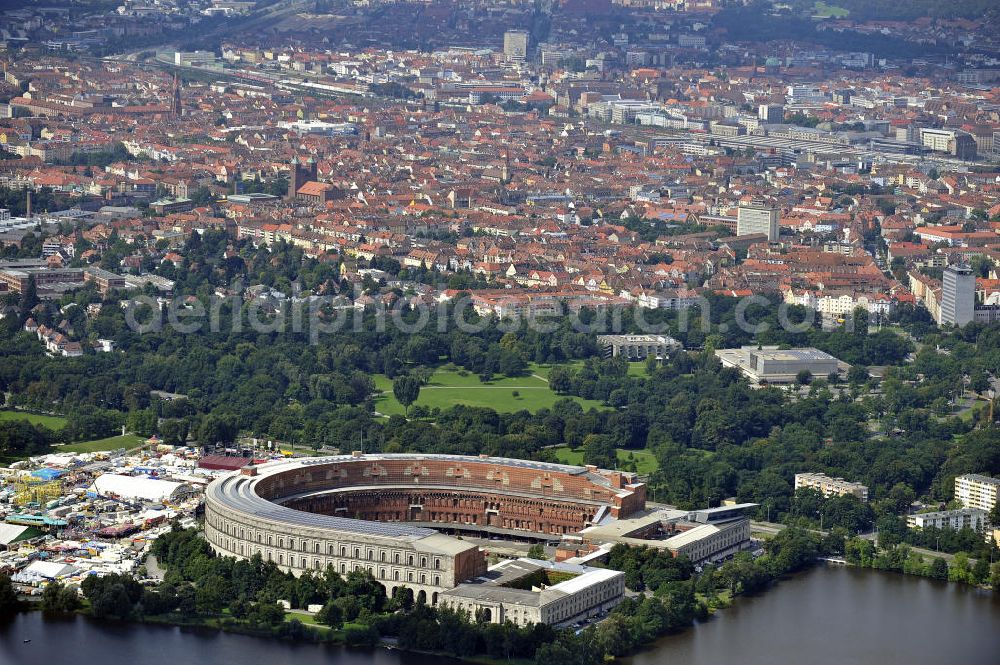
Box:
[576, 503, 756, 566]
[598, 334, 681, 360]
[906, 508, 987, 532]
[795, 472, 869, 501]
[715, 346, 841, 384]
[439, 558, 625, 627]
[661, 519, 750, 564]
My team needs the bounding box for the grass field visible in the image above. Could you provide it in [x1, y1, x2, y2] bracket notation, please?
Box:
[285, 611, 328, 628]
[812, 1, 849, 18]
[56, 434, 145, 454]
[534, 360, 651, 379]
[627, 361, 652, 378]
[284, 612, 370, 640]
[550, 445, 659, 475]
[373, 364, 606, 416]
[0, 409, 68, 430]
[529, 360, 585, 378]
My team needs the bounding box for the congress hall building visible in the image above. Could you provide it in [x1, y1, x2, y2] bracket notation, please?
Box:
[205, 452, 646, 609]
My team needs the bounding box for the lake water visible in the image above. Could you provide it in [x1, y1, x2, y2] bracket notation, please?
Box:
[628, 564, 1000, 665]
[2, 566, 998, 665]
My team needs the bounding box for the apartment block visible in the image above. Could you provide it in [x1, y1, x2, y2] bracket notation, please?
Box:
[598, 334, 681, 361]
[954, 474, 999, 513]
[907, 508, 987, 532]
[794, 472, 869, 501]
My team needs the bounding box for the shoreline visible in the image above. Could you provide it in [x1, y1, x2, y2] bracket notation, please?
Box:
[0, 557, 993, 665]
[8, 565, 998, 665]
[4, 557, 992, 663]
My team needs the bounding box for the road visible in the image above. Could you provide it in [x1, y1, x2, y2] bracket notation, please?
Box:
[145, 554, 166, 580]
[750, 520, 823, 536]
[858, 531, 975, 564]
[754, 521, 976, 563]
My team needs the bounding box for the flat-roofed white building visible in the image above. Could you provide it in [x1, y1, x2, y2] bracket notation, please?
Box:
[439, 558, 624, 627]
[955, 474, 999, 513]
[661, 519, 750, 563]
[906, 508, 987, 532]
[715, 346, 841, 384]
[737, 204, 780, 241]
[598, 334, 681, 360]
[576, 503, 756, 565]
[795, 472, 869, 501]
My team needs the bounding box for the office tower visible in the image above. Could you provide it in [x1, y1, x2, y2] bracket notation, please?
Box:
[940, 265, 975, 327]
[503, 30, 529, 63]
[757, 104, 783, 124]
[737, 203, 780, 241]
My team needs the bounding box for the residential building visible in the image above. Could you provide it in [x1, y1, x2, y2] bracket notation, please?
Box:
[794, 472, 869, 501]
[954, 474, 999, 513]
[906, 508, 987, 532]
[598, 334, 681, 360]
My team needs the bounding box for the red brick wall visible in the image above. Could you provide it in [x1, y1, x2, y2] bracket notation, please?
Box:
[285, 488, 597, 535]
[255, 458, 646, 535]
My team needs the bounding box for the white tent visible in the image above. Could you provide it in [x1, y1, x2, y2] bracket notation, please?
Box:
[89, 474, 188, 503]
[0, 523, 37, 546]
[12, 560, 79, 583]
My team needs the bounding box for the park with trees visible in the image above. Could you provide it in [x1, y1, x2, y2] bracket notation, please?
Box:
[1, 230, 999, 598]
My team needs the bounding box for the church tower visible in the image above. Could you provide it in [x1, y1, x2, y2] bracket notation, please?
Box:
[287, 154, 301, 200]
[287, 155, 316, 200]
[171, 74, 181, 117]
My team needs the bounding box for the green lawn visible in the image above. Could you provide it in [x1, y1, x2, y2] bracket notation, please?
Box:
[285, 611, 327, 628]
[813, 1, 849, 18]
[550, 445, 659, 475]
[529, 360, 585, 378]
[373, 365, 606, 416]
[284, 613, 370, 640]
[955, 400, 985, 424]
[534, 360, 651, 379]
[627, 361, 652, 378]
[0, 409, 68, 430]
[56, 434, 145, 454]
